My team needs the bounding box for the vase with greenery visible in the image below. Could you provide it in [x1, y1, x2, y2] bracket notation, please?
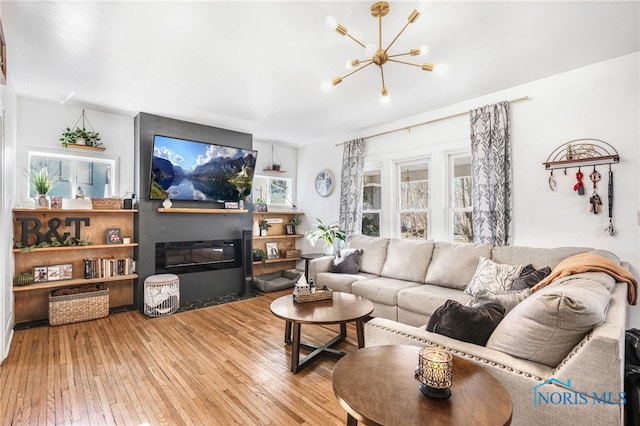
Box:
[29, 167, 58, 209]
[259, 219, 271, 236]
[289, 215, 301, 234]
[60, 127, 102, 148]
[252, 248, 266, 264]
[305, 218, 346, 255]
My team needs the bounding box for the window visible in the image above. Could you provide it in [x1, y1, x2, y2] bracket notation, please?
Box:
[28, 151, 116, 199]
[449, 153, 473, 242]
[252, 175, 293, 207]
[361, 169, 381, 236]
[397, 160, 429, 239]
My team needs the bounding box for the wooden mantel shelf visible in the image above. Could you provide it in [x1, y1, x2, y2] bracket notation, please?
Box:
[157, 208, 248, 214]
[61, 143, 106, 151]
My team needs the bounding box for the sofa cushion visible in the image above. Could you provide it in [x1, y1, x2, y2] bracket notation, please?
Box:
[490, 245, 591, 270]
[316, 271, 377, 293]
[348, 235, 390, 275]
[470, 289, 531, 313]
[427, 300, 505, 346]
[486, 276, 612, 367]
[465, 257, 524, 296]
[511, 264, 552, 291]
[397, 284, 474, 326]
[425, 241, 493, 290]
[381, 239, 434, 282]
[351, 277, 421, 306]
[332, 248, 364, 274]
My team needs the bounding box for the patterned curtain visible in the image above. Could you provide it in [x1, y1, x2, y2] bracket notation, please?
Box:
[339, 138, 366, 241]
[469, 101, 512, 246]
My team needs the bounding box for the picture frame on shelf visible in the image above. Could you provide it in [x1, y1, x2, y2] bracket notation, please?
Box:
[256, 203, 268, 212]
[46, 264, 73, 281]
[285, 224, 295, 235]
[106, 228, 122, 244]
[224, 201, 239, 209]
[33, 266, 48, 282]
[50, 196, 63, 209]
[265, 242, 279, 260]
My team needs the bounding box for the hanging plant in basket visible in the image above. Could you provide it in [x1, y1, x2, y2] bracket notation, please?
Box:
[60, 109, 103, 148]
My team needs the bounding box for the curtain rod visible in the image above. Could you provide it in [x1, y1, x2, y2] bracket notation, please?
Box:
[336, 96, 529, 146]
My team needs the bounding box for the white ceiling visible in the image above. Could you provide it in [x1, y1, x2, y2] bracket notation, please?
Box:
[3, 1, 639, 147]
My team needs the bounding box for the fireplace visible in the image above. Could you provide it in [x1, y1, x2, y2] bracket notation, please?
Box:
[156, 239, 241, 275]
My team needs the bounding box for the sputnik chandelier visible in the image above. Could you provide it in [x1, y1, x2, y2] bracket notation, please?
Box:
[324, 1, 434, 103]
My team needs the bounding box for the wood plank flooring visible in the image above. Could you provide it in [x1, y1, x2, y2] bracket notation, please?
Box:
[1, 290, 360, 425]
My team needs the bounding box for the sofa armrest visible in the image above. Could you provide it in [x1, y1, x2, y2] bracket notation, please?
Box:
[308, 255, 333, 284]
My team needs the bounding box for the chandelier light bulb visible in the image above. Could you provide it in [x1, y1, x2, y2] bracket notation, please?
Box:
[381, 87, 389, 104]
[433, 63, 448, 75]
[325, 16, 338, 30]
[321, 81, 333, 92]
[365, 43, 377, 57]
[419, 45, 429, 56]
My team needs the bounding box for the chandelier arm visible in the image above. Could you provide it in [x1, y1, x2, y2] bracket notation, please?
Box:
[345, 32, 367, 49]
[384, 21, 412, 54]
[380, 66, 387, 91]
[340, 61, 375, 81]
[387, 51, 415, 59]
[388, 59, 434, 70]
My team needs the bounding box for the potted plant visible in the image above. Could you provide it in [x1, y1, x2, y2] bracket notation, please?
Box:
[252, 248, 265, 264]
[29, 166, 58, 209]
[259, 219, 271, 236]
[289, 215, 301, 234]
[305, 218, 346, 255]
[60, 127, 102, 147]
[271, 163, 281, 171]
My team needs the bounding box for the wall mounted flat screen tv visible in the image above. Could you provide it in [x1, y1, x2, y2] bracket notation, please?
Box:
[149, 135, 257, 202]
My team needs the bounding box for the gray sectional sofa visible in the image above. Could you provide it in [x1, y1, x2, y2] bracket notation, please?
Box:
[309, 235, 631, 426]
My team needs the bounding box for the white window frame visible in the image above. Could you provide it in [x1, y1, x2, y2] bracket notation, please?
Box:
[447, 151, 473, 242]
[395, 157, 430, 240]
[361, 165, 382, 237]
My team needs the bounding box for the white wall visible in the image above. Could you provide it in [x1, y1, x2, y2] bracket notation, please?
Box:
[297, 53, 640, 326]
[252, 139, 298, 206]
[15, 97, 135, 205]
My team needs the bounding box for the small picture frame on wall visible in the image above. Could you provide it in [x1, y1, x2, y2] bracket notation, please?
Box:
[106, 228, 122, 244]
[265, 242, 279, 260]
[256, 203, 268, 212]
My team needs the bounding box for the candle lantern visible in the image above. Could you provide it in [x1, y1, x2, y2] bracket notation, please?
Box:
[415, 348, 453, 399]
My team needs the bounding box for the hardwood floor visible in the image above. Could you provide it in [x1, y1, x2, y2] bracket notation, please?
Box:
[1, 290, 360, 425]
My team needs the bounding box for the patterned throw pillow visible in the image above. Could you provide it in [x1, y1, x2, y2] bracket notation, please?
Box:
[464, 257, 524, 296]
[331, 249, 364, 274]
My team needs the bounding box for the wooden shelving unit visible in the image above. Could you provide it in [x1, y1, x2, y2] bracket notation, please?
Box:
[253, 211, 303, 276]
[12, 208, 137, 324]
[157, 208, 248, 214]
[60, 143, 106, 152]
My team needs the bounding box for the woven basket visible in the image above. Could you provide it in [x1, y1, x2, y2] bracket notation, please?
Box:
[49, 287, 109, 326]
[91, 197, 123, 210]
[293, 289, 333, 303]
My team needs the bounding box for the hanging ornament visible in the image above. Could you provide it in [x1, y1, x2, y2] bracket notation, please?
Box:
[548, 170, 557, 192]
[573, 169, 585, 195]
[605, 166, 616, 236]
[589, 167, 601, 189]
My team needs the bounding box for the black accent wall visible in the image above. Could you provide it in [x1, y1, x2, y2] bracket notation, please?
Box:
[134, 113, 254, 309]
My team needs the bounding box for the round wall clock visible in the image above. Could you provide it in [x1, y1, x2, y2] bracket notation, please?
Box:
[315, 169, 334, 197]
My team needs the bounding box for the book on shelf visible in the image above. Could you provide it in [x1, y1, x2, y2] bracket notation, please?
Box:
[83, 257, 136, 279]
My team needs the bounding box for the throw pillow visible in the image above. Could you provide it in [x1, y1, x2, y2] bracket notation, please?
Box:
[470, 288, 531, 314]
[486, 277, 611, 367]
[464, 257, 524, 296]
[511, 264, 552, 291]
[426, 300, 505, 346]
[331, 248, 364, 274]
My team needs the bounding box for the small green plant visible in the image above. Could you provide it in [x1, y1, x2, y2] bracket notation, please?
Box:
[258, 219, 271, 231]
[60, 127, 102, 147]
[252, 248, 266, 265]
[289, 216, 301, 226]
[29, 167, 58, 195]
[305, 218, 346, 246]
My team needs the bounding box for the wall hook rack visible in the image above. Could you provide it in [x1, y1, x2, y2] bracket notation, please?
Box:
[543, 138, 619, 170]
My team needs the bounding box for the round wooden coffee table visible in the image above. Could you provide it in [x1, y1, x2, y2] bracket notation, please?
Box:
[270, 292, 374, 373]
[333, 345, 512, 426]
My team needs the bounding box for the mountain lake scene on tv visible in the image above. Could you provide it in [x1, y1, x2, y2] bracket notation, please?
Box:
[150, 136, 257, 202]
